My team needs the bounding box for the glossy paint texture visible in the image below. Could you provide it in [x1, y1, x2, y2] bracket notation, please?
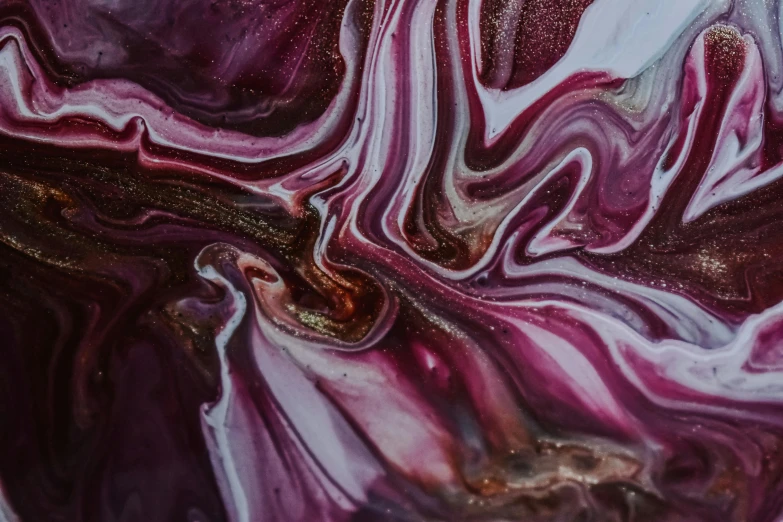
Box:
[1, 0, 783, 521]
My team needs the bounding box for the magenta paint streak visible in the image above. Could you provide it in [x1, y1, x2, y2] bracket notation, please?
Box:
[0, 1, 783, 521]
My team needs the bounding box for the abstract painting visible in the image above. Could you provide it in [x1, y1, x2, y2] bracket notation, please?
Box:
[1, 0, 783, 520]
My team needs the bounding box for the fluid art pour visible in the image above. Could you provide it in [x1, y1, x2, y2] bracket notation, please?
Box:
[4, 0, 783, 520]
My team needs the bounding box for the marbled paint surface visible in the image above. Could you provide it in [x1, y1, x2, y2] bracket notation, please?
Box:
[1, 0, 783, 521]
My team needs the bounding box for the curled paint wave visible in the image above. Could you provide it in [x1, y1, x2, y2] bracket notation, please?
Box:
[2, 0, 783, 521]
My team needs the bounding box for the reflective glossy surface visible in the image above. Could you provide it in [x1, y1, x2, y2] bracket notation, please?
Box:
[1, 1, 783, 521]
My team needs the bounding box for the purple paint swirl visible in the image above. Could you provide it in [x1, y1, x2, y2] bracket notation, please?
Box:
[0, 0, 782, 520]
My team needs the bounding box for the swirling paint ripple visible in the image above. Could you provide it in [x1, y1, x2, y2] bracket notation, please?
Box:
[1, 0, 783, 521]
